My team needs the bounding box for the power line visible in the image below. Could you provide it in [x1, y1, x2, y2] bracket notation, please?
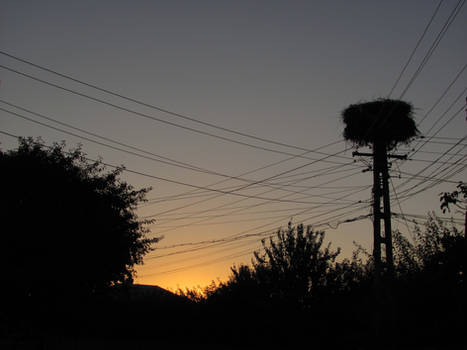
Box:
[139, 144, 350, 220]
[142, 159, 358, 220]
[2, 103, 362, 203]
[395, 171, 464, 185]
[146, 187, 369, 259]
[141, 210, 375, 274]
[398, 164, 467, 203]
[398, 0, 466, 98]
[139, 247, 256, 278]
[0, 133, 372, 262]
[399, 142, 466, 195]
[153, 214, 302, 228]
[395, 148, 467, 157]
[141, 209, 373, 275]
[147, 205, 367, 270]
[425, 136, 467, 140]
[400, 153, 467, 201]
[396, 140, 467, 200]
[0, 50, 347, 155]
[412, 90, 467, 157]
[417, 62, 467, 126]
[0, 63, 351, 163]
[388, 0, 445, 97]
[0, 127, 368, 262]
[146, 237, 264, 269]
[151, 187, 368, 229]
[414, 139, 467, 146]
[408, 156, 467, 167]
[146, 168, 365, 235]
[139, 193, 372, 276]
[0, 100, 296, 183]
[393, 212, 465, 225]
[389, 177, 413, 238]
[152, 192, 365, 219]
[140, 167, 365, 208]
[0, 128, 351, 205]
[153, 204, 349, 222]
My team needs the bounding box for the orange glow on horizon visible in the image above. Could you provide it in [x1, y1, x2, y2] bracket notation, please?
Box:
[135, 261, 235, 292]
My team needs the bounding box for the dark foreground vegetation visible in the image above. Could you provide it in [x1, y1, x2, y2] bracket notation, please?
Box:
[1, 139, 465, 349]
[177, 217, 466, 349]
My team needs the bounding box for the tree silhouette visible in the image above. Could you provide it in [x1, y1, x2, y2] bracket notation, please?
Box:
[0, 138, 156, 302]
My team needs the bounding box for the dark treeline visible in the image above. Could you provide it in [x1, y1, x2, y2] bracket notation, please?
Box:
[1, 139, 466, 349]
[177, 216, 466, 348]
[3, 220, 465, 348]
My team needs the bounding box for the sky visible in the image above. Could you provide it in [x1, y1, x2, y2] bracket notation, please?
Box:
[1, 0, 466, 290]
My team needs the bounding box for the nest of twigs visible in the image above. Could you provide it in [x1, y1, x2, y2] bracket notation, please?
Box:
[341, 98, 419, 148]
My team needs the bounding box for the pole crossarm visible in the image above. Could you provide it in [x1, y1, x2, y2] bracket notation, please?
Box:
[352, 151, 407, 160]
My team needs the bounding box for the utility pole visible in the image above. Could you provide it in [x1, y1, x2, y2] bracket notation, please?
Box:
[342, 98, 417, 340]
[353, 146, 406, 275]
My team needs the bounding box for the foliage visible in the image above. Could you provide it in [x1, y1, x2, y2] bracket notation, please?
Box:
[201, 223, 346, 309]
[341, 98, 419, 149]
[391, 213, 466, 344]
[196, 211, 466, 345]
[324, 243, 373, 295]
[0, 138, 156, 300]
[251, 223, 340, 304]
[440, 181, 467, 211]
[393, 213, 464, 278]
[176, 282, 220, 303]
[440, 181, 466, 220]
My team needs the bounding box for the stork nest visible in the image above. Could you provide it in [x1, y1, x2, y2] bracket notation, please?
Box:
[341, 98, 419, 148]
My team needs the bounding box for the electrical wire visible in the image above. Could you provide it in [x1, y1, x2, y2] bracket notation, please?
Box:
[0, 128, 352, 205]
[387, 0, 445, 97]
[398, 0, 466, 98]
[0, 64, 353, 163]
[147, 168, 366, 236]
[0, 50, 350, 156]
[416, 62, 467, 126]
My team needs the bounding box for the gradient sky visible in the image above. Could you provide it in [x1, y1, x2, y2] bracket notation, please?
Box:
[1, 0, 466, 290]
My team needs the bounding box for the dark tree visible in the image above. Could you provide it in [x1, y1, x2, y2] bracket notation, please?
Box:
[0, 138, 156, 301]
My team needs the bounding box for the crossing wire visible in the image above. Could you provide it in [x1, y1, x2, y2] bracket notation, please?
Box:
[144, 0, 467, 279]
[145, 187, 370, 259]
[0, 61, 352, 161]
[387, 0, 445, 97]
[146, 167, 365, 236]
[0, 128, 351, 205]
[398, 0, 466, 99]
[2, 101, 360, 202]
[140, 209, 373, 277]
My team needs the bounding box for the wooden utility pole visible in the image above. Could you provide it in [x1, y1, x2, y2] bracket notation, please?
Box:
[353, 147, 406, 275]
